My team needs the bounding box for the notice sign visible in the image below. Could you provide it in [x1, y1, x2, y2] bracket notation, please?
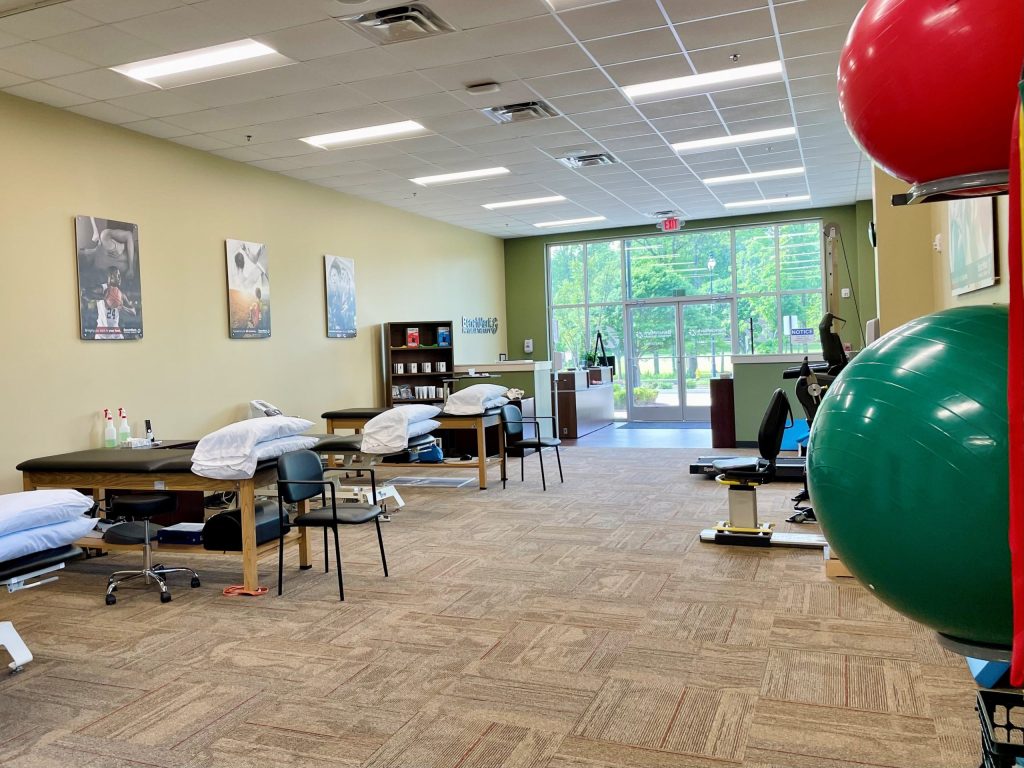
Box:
[790, 327, 815, 343]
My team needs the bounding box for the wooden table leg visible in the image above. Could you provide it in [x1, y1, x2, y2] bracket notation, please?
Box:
[240, 479, 259, 591]
[296, 498, 311, 569]
[476, 417, 488, 490]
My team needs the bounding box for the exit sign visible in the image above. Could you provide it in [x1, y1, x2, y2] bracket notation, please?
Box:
[657, 216, 680, 232]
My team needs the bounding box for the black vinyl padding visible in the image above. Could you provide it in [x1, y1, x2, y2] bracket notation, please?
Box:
[293, 505, 382, 526]
[17, 447, 276, 474]
[322, 407, 501, 420]
[103, 521, 162, 544]
[0, 545, 82, 581]
[110, 493, 175, 518]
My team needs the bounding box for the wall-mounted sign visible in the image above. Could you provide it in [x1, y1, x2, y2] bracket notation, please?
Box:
[462, 316, 499, 334]
[790, 327, 815, 342]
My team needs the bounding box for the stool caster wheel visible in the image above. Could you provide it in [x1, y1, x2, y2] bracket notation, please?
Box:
[105, 594, 116, 606]
[190, 577, 201, 589]
[160, 592, 172, 604]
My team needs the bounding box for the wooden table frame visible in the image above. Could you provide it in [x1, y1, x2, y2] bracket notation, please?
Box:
[21, 466, 310, 593]
[325, 412, 506, 490]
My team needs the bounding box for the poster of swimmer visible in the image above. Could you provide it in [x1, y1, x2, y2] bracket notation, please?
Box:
[75, 215, 143, 340]
[324, 254, 357, 338]
[225, 239, 270, 339]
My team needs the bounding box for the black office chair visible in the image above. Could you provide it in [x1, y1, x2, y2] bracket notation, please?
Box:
[712, 388, 791, 485]
[102, 493, 200, 605]
[276, 450, 388, 601]
[500, 404, 563, 491]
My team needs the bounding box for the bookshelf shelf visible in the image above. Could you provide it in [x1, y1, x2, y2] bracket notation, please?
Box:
[381, 321, 454, 407]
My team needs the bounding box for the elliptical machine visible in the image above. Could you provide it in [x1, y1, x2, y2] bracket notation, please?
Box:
[785, 313, 849, 523]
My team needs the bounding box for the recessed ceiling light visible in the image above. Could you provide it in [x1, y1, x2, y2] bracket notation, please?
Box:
[301, 120, 426, 149]
[724, 195, 810, 209]
[534, 216, 606, 228]
[410, 167, 510, 186]
[110, 39, 292, 89]
[622, 60, 784, 100]
[672, 127, 797, 154]
[703, 166, 805, 185]
[482, 195, 566, 210]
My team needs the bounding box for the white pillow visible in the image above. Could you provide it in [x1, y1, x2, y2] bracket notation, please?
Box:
[0, 489, 95, 538]
[192, 435, 318, 480]
[394, 404, 441, 423]
[0, 516, 98, 563]
[361, 408, 410, 455]
[192, 416, 313, 466]
[408, 419, 440, 438]
[442, 384, 509, 416]
[482, 396, 510, 410]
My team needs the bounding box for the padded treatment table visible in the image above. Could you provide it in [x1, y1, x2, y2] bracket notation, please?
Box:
[17, 444, 319, 594]
[321, 408, 506, 490]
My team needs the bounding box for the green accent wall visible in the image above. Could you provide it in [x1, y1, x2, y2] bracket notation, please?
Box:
[504, 204, 877, 362]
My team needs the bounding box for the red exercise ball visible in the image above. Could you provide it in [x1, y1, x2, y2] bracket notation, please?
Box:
[838, 0, 1024, 185]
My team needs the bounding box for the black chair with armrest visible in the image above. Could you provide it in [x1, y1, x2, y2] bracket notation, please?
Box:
[276, 450, 388, 601]
[500, 404, 563, 492]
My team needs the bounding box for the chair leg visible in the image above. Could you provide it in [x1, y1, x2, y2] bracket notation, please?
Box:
[375, 517, 389, 577]
[537, 447, 547, 491]
[520, 455, 524, 482]
[277, 531, 285, 596]
[323, 528, 329, 572]
[555, 445, 564, 484]
[332, 526, 344, 601]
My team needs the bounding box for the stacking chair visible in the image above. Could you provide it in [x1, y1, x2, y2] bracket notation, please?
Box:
[276, 450, 388, 601]
[500, 404, 563, 491]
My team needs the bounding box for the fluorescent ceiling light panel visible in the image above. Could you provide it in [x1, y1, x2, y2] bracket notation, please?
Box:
[410, 167, 510, 186]
[534, 216, 606, 228]
[703, 166, 805, 185]
[724, 195, 810, 209]
[301, 121, 426, 149]
[672, 127, 797, 154]
[622, 60, 784, 100]
[482, 195, 566, 210]
[111, 39, 292, 88]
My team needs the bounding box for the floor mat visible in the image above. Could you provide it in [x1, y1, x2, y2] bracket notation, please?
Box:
[385, 476, 475, 488]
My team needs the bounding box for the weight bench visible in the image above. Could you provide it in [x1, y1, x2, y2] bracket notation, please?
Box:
[1, 544, 83, 672]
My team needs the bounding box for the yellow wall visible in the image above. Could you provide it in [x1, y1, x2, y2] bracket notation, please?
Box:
[0, 94, 506, 492]
[930, 196, 1010, 308]
[871, 167, 936, 332]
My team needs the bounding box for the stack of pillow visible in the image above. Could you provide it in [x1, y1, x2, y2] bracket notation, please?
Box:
[191, 415, 318, 479]
[0, 489, 98, 563]
[361, 404, 441, 455]
[442, 383, 510, 415]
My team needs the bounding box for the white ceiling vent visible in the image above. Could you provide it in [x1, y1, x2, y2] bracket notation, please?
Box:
[340, 4, 455, 44]
[482, 101, 558, 124]
[556, 152, 619, 169]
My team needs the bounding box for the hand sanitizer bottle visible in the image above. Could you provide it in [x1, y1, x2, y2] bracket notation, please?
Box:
[117, 407, 131, 446]
[103, 409, 116, 448]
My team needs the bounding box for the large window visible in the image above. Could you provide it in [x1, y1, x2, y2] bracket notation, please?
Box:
[547, 220, 825, 361]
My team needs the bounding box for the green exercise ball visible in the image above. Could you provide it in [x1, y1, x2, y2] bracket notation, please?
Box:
[808, 305, 1010, 647]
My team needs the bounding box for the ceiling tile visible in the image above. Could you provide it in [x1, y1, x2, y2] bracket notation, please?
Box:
[773, 0, 866, 34]
[425, 0, 550, 29]
[417, 58, 518, 92]
[0, 28, 22, 48]
[68, 0, 181, 24]
[105, 89, 206, 117]
[4, 79, 92, 106]
[349, 72, 443, 102]
[0, 66, 27, 86]
[780, 24, 850, 58]
[551, 89, 629, 115]
[254, 19, 371, 61]
[192, 0, 332, 33]
[172, 133, 233, 151]
[47, 67, 155, 100]
[0, 4, 99, 40]
[687, 38, 780, 73]
[112, 5, 242, 51]
[497, 44, 593, 80]
[675, 8, 773, 50]
[309, 47, 412, 83]
[583, 27, 680, 66]
[636, 93, 713, 119]
[36, 24, 170, 67]
[605, 54, 691, 88]
[67, 99, 149, 123]
[0, 41, 93, 79]
[526, 68, 610, 98]
[122, 117, 195, 138]
[570, 106, 640, 129]
[660, 0, 768, 25]
[463, 15, 574, 56]
[558, 0, 667, 41]
[170, 63, 339, 108]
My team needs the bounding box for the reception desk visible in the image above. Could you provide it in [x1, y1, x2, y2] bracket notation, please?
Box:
[553, 368, 614, 439]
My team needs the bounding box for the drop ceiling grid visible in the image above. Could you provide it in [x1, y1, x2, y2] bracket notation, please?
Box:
[0, 0, 870, 236]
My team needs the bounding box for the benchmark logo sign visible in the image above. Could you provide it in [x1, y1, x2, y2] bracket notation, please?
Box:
[462, 316, 499, 335]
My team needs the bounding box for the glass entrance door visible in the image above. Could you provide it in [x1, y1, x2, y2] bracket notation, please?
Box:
[626, 300, 735, 421]
[626, 304, 683, 420]
[681, 300, 734, 421]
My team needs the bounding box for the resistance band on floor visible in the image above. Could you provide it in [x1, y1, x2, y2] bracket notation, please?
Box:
[222, 585, 269, 597]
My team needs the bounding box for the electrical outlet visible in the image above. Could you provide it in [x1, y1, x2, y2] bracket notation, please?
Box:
[841, 287, 851, 298]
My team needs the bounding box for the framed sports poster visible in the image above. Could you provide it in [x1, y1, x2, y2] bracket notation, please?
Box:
[324, 254, 356, 338]
[948, 198, 999, 296]
[226, 239, 270, 338]
[75, 215, 142, 340]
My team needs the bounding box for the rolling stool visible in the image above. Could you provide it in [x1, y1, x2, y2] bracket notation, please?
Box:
[103, 494, 200, 605]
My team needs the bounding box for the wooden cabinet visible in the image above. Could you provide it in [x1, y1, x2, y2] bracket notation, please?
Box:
[381, 321, 454, 407]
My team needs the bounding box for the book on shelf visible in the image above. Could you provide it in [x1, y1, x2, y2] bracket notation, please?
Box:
[437, 326, 451, 347]
[406, 327, 420, 347]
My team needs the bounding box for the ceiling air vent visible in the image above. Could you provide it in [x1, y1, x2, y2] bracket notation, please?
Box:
[556, 153, 619, 169]
[340, 4, 455, 44]
[482, 101, 558, 124]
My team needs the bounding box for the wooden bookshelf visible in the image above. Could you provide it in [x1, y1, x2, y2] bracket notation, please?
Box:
[381, 321, 454, 407]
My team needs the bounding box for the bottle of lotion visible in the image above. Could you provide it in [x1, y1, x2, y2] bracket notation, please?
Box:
[103, 409, 116, 448]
